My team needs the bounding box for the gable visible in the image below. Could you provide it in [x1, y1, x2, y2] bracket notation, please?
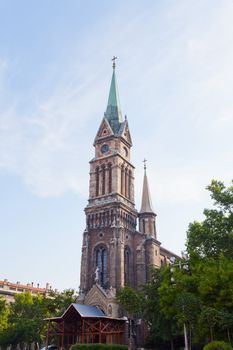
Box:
[61, 303, 105, 320]
[118, 120, 132, 146]
[94, 117, 113, 143]
[84, 284, 110, 314]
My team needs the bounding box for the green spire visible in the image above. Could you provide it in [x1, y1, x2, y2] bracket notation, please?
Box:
[105, 58, 123, 133]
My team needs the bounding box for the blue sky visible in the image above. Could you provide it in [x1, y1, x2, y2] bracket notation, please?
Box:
[0, 0, 232, 291]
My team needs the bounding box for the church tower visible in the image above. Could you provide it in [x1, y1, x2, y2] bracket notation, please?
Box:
[79, 60, 138, 316]
[79, 60, 179, 318]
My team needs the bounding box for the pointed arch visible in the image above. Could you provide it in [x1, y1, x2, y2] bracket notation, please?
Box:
[95, 245, 108, 288]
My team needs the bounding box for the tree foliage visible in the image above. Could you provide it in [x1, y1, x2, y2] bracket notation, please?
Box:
[117, 180, 233, 349]
[187, 180, 233, 259]
[0, 289, 77, 349]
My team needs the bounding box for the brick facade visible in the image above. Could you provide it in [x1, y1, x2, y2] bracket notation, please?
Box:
[78, 67, 179, 321]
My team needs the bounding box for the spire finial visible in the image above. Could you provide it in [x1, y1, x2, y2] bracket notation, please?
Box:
[112, 56, 118, 69]
[143, 158, 147, 173]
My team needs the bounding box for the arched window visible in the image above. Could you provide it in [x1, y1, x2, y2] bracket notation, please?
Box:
[128, 170, 132, 199]
[124, 247, 130, 285]
[108, 163, 112, 193]
[96, 246, 108, 288]
[96, 167, 99, 196]
[142, 219, 146, 233]
[125, 168, 128, 197]
[101, 165, 106, 195]
[121, 165, 124, 195]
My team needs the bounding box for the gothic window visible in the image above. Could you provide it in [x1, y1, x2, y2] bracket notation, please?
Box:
[142, 219, 146, 233]
[96, 246, 108, 288]
[102, 165, 106, 195]
[108, 163, 112, 193]
[96, 167, 99, 196]
[128, 170, 132, 199]
[123, 147, 128, 157]
[121, 165, 124, 195]
[124, 247, 130, 285]
[125, 168, 128, 197]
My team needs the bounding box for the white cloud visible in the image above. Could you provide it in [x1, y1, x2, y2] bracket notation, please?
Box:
[0, 1, 233, 200]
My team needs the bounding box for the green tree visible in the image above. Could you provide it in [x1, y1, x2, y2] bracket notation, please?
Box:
[117, 180, 233, 348]
[186, 180, 233, 343]
[0, 298, 9, 332]
[187, 180, 233, 259]
[0, 289, 77, 350]
[117, 269, 181, 350]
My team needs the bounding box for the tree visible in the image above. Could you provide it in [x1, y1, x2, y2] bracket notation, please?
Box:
[0, 298, 9, 333]
[0, 289, 77, 350]
[186, 180, 233, 343]
[187, 180, 233, 259]
[117, 269, 182, 350]
[117, 180, 233, 348]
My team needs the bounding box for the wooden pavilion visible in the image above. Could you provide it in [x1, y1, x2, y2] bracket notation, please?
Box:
[45, 303, 126, 349]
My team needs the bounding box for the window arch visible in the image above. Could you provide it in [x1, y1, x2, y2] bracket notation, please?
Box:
[95, 246, 108, 288]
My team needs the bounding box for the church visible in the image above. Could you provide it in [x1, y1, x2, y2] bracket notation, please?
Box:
[78, 58, 179, 318]
[44, 60, 180, 349]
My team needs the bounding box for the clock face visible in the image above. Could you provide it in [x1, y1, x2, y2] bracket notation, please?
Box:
[101, 144, 109, 154]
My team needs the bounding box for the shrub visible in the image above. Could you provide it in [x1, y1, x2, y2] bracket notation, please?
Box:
[203, 341, 232, 350]
[71, 343, 128, 350]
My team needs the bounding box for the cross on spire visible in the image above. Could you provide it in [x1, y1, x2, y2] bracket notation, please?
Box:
[143, 158, 147, 172]
[112, 56, 118, 69]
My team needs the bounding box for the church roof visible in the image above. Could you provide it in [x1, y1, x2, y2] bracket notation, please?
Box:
[45, 303, 125, 322]
[71, 303, 105, 317]
[105, 65, 123, 134]
[140, 164, 155, 214]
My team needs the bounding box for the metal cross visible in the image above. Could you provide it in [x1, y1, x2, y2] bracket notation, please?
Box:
[143, 158, 147, 170]
[112, 56, 118, 68]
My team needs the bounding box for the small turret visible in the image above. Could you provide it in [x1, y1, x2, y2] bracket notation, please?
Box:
[139, 160, 157, 237]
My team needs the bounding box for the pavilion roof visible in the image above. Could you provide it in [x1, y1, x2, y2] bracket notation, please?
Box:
[45, 303, 125, 322]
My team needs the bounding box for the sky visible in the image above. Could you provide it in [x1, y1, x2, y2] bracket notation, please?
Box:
[0, 0, 232, 292]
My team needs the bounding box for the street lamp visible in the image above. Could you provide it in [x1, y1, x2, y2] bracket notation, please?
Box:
[170, 256, 189, 350]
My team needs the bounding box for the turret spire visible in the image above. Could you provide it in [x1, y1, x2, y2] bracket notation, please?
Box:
[140, 160, 154, 214]
[105, 56, 123, 133]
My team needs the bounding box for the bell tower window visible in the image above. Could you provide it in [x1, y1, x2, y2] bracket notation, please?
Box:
[121, 165, 124, 195]
[102, 165, 106, 195]
[125, 168, 128, 197]
[128, 170, 132, 199]
[108, 163, 112, 193]
[96, 167, 99, 197]
[143, 219, 146, 233]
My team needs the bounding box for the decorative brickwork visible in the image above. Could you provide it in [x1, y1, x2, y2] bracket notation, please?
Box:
[78, 66, 180, 339]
